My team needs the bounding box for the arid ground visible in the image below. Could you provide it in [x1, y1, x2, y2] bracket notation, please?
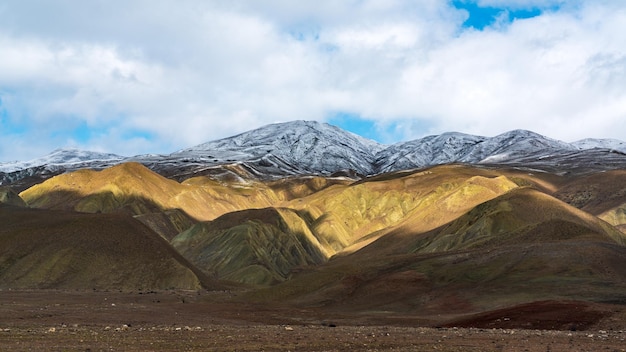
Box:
[1, 290, 626, 351]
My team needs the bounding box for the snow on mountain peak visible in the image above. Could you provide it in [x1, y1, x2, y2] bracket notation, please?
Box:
[183, 120, 383, 151]
[175, 120, 385, 175]
[42, 148, 124, 164]
[376, 129, 594, 173]
[0, 149, 125, 173]
[572, 138, 626, 153]
[2, 121, 626, 185]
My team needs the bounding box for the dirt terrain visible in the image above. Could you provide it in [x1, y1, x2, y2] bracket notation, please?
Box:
[1, 290, 626, 351]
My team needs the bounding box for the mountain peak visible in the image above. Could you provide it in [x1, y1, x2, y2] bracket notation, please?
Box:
[496, 129, 542, 137]
[0, 148, 124, 174]
[175, 120, 384, 175]
[186, 120, 382, 151]
[44, 148, 125, 162]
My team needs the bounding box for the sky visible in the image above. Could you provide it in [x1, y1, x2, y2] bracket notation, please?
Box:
[1, 0, 626, 162]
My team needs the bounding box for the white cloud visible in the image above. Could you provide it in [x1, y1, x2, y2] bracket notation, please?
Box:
[1, 0, 626, 161]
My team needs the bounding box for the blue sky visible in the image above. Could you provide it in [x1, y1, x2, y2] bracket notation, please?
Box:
[452, 0, 546, 30]
[1, 0, 626, 162]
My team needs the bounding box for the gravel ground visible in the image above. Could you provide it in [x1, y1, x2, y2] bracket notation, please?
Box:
[2, 324, 626, 351]
[1, 290, 626, 351]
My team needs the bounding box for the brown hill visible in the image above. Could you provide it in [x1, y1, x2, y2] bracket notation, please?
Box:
[555, 170, 626, 213]
[0, 186, 27, 207]
[171, 207, 329, 285]
[133, 209, 197, 241]
[554, 170, 626, 231]
[0, 204, 214, 290]
[249, 187, 626, 315]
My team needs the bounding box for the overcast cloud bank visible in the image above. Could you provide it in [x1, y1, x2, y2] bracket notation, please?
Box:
[1, 0, 625, 161]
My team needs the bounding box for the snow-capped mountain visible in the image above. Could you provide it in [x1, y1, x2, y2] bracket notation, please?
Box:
[374, 130, 581, 173]
[465, 129, 577, 163]
[153, 123, 626, 177]
[173, 120, 385, 176]
[572, 138, 626, 153]
[2, 121, 626, 189]
[0, 148, 124, 173]
[374, 132, 486, 173]
[0, 149, 125, 189]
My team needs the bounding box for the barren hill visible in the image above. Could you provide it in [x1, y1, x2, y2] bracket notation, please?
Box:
[3, 147, 626, 333]
[172, 207, 329, 285]
[248, 187, 626, 316]
[0, 204, 214, 290]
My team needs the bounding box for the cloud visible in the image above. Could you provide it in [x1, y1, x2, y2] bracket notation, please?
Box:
[1, 0, 626, 161]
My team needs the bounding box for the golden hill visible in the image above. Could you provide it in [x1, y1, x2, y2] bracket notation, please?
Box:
[284, 165, 523, 255]
[406, 187, 626, 253]
[248, 186, 626, 314]
[170, 165, 539, 285]
[0, 204, 213, 290]
[19, 162, 347, 222]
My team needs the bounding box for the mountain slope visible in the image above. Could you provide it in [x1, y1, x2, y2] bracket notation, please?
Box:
[124, 164, 578, 289]
[573, 138, 626, 153]
[0, 205, 212, 290]
[19, 162, 280, 222]
[155, 164, 530, 286]
[171, 207, 329, 285]
[373, 132, 485, 173]
[0, 149, 125, 191]
[404, 187, 626, 253]
[0, 186, 26, 207]
[554, 170, 626, 232]
[250, 187, 626, 314]
[283, 165, 524, 256]
[134, 209, 198, 241]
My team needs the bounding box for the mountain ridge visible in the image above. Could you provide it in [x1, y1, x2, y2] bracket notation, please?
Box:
[2, 121, 626, 188]
[6, 154, 626, 326]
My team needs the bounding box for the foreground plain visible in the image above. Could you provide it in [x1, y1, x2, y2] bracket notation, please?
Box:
[1, 290, 626, 351]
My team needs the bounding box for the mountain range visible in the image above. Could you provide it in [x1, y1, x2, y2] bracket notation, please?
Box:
[2, 120, 626, 330]
[2, 120, 626, 190]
